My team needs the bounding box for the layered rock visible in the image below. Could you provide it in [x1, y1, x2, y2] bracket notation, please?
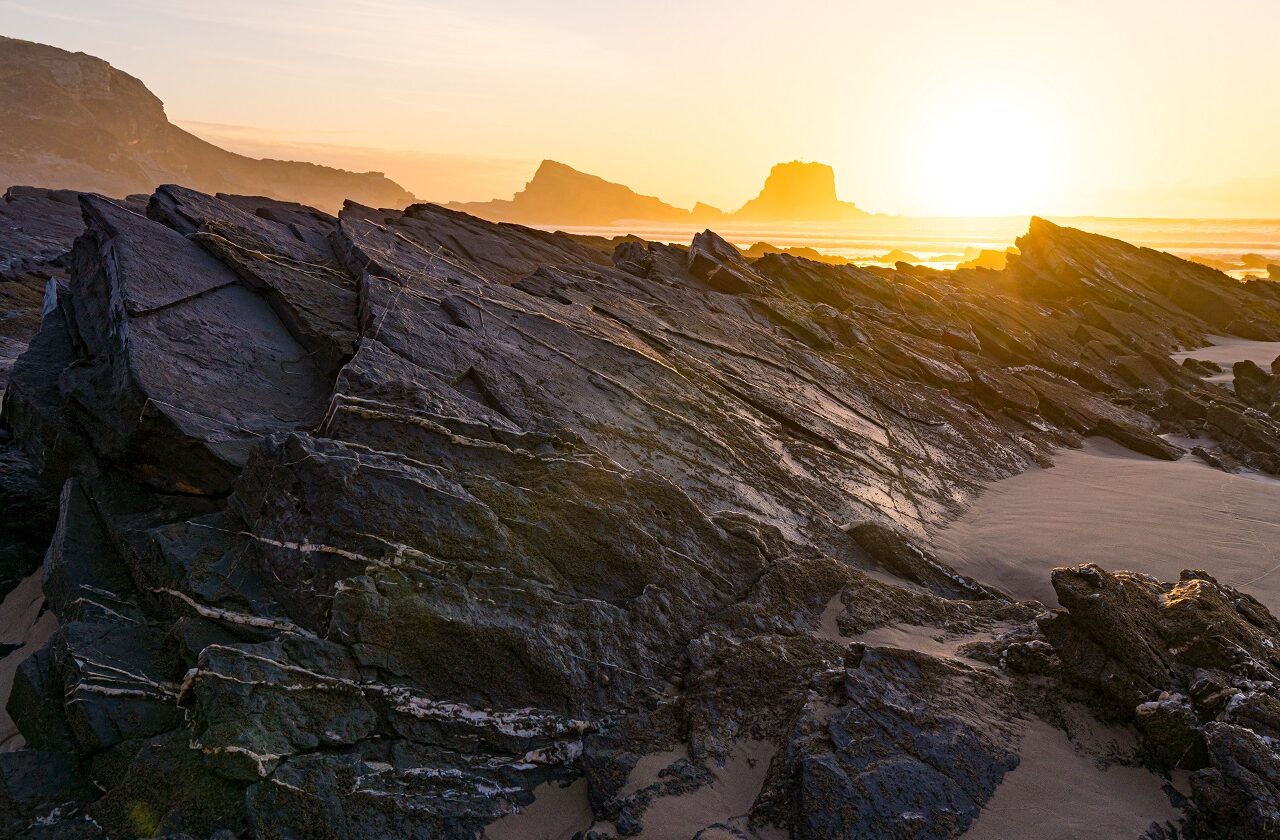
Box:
[1037, 565, 1280, 839]
[0, 187, 91, 395]
[0, 187, 1278, 838]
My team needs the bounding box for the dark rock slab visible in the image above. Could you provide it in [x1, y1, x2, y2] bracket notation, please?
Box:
[148, 185, 357, 375]
[186, 636, 376, 781]
[783, 647, 1020, 839]
[59, 195, 331, 494]
[49, 621, 182, 754]
[0, 187, 85, 394]
[0, 749, 91, 837]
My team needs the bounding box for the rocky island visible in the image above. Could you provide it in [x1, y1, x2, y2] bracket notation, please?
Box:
[0, 176, 1279, 839]
[448, 159, 867, 227]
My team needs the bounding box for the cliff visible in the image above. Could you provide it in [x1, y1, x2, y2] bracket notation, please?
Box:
[0, 36, 416, 212]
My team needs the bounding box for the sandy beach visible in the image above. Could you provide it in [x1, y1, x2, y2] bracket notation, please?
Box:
[932, 437, 1280, 612]
[1171, 334, 1280, 383]
[963, 718, 1182, 840]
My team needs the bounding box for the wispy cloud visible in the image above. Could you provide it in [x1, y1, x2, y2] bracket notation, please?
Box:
[0, 0, 106, 26]
[110, 0, 616, 75]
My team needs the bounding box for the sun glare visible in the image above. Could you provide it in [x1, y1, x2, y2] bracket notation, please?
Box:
[910, 95, 1062, 217]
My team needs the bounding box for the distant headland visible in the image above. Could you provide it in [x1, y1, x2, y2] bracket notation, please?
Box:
[447, 159, 869, 226]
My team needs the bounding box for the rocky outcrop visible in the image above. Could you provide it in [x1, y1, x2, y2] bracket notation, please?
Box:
[732, 161, 866, 222]
[1231, 359, 1280, 412]
[0, 187, 1279, 838]
[0, 37, 415, 213]
[450, 158, 872, 226]
[448, 160, 725, 226]
[1038, 565, 1280, 839]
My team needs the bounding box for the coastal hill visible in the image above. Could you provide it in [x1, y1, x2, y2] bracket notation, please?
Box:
[447, 159, 725, 226]
[449, 158, 869, 226]
[0, 36, 415, 212]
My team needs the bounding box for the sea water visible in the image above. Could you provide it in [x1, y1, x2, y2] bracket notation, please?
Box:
[544, 216, 1280, 278]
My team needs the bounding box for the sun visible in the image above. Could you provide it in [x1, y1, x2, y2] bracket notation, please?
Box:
[909, 93, 1063, 216]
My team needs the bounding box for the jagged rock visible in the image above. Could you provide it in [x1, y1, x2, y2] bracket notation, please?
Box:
[687, 229, 764, 295]
[775, 646, 1020, 839]
[1233, 359, 1278, 409]
[0, 749, 91, 837]
[1182, 357, 1223, 376]
[186, 636, 377, 781]
[1, 186, 1280, 838]
[0, 447, 56, 599]
[847, 520, 1001, 600]
[60, 195, 331, 494]
[85, 730, 247, 839]
[1041, 564, 1280, 838]
[1090, 416, 1181, 460]
[7, 645, 76, 755]
[50, 621, 182, 754]
[0, 187, 86, 395]
[147, 185, 357, 375]
[1192, 722, 1280, 839]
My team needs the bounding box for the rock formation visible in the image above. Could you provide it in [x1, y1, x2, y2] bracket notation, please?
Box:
[0, 37, 416, 213]
[741, 242, 852, 265]
[732, 161, 866, 222]
[450, 159, 872, 227]
[1034, 565, 1280, 839]
[448, 160, 725, 226]
[1, 184, 1280, 838]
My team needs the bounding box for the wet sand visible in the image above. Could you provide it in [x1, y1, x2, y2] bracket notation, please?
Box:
[933, 437, 1280, 612]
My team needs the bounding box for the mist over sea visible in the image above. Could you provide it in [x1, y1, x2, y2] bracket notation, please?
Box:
[547, 216, 1280, 277]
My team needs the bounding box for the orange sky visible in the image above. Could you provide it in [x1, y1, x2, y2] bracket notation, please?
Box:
[6, 0, 1280, 216]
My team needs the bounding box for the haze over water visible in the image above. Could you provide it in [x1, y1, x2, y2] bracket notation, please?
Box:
[549, 217, 1280, 276]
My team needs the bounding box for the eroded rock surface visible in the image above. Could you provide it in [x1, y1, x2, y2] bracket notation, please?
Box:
[1034, 565, 1280, 840]
[0, 189, 1278, 838]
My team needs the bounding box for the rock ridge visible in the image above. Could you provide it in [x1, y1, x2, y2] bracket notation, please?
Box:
[0, 184, 1277, 837]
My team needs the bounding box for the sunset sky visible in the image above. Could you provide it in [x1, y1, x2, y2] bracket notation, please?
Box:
[5, 0, 1279, 217]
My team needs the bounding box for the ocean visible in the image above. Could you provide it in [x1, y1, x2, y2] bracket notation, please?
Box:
[545, 216, 1280, 279]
